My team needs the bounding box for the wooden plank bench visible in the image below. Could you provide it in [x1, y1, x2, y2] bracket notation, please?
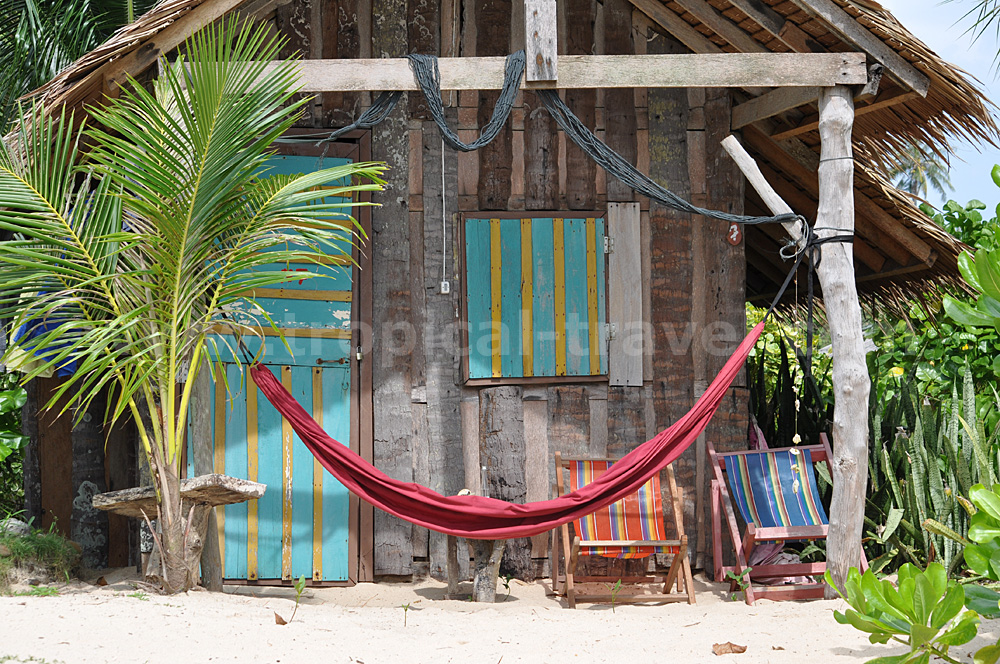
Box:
[93, 474, 265, 587]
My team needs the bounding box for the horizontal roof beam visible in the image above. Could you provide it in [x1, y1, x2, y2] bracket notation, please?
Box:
[271, 53, 868, 92]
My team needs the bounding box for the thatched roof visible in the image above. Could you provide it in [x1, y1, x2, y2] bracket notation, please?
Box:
[23, 0, 1000, 305]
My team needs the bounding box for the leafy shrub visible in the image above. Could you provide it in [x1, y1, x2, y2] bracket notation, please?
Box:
[0, 527, 79, 593]
[829, 563, 1000, 664]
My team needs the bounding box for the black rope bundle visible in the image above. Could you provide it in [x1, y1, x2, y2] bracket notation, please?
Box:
[535, 89, 797, 227]
[407, 51, 525, 151]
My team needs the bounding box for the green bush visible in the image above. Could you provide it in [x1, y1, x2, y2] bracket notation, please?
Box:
[830, 563, 1000, 664]
[0, 527, 78, 593]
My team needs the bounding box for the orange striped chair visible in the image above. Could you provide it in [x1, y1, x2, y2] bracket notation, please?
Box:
[550, 452, 695, 608]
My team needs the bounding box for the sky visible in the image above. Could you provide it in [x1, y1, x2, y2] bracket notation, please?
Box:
[878, 0, 1000, 214]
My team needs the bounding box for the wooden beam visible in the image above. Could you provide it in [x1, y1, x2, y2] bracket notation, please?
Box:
[740, 125, 935, 266]
[770, 89, 917, 140]
[787, 0, 930, 97]
[732, 86, 819, 129]
[726, 0, 827, 53]
[627, 0, 725, 55]
[103, 0, 247, 93]
[525, 0, 557, 81]
[274, 53, 867, 91]
[672, 0, 767, 54]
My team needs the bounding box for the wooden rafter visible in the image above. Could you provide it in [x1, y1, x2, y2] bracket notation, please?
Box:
[732, 87, 818, 129]
[627, 0, 725, 55]
[740, 125, 935, 267]
[787, 0, 930, 96]
[725, 0, 827, 53]
[770, 89, 918, 140]
[262, 53, 867, 92]
[672, 0, 766, 53]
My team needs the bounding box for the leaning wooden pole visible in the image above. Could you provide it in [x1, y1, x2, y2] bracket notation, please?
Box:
[722, 85, 869, 595]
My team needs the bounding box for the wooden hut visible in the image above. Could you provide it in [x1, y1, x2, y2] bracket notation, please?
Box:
[18, 0, 997, 583]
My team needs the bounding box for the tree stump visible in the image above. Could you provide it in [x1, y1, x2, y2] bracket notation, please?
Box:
[479, 386, 532, 581]
[471, 538, 506, 602]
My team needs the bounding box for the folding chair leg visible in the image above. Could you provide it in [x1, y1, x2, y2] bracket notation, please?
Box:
[550, 527, 561, 595]
[682, 554, 696, 604]
[711, 480, 724, 583]
[567, 536, 580, 609]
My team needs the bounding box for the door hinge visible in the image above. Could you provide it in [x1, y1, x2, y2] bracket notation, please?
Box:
[604, 236, 614, 254]
[604, 322, 617, 340]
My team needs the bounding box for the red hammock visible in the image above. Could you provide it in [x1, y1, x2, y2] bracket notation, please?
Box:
[249, 321, 765, 539]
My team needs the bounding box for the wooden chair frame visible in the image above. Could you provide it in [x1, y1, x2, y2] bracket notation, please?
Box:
[709, 435, 867, 604]
[549, 452, 696, 608]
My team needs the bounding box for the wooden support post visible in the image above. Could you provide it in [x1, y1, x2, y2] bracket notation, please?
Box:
[479, 386, 532, 581]
[814, 86, 869, 596]
[191, 363, 223, 591]
[524, 0, 557, 82]
[722, 86, 869, 596]
[472, 538, 506, 602]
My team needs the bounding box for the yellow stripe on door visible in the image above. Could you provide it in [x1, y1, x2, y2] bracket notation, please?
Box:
[553, 218, 567, 376]
[246, 379, 259, 581]
[281, 365, 294, 580]
[312, 367, 324, 581]
[586, 218, 600, 375]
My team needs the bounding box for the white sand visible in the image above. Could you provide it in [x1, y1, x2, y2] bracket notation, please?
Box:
[2, 570, 998, 663]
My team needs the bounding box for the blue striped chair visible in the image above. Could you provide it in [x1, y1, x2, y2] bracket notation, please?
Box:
[708, 436, 866, 604]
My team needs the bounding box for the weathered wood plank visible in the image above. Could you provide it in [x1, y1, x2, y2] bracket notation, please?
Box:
[787, 0, 930, 96]
[523, 396, 549, 557]
[608, 202, 643, 387]
[725, 0, 827, 53]
[477, 0, 513, 210]
[770, 89, 917, 140]
[423, 119, 465, 580]
[525, 0, 557, 81]
[625, 0, 723, 55]
[672, 0, 767, 54]
[191, 363, 222, 590]
[371, 0, 414, 576]
[564, 0, 597, 210]
[480, 386, 531, 580]
[524, 91, 558, 209]
[408, 0, 439, 118]
[93, 474, 266, 519]
[732, 87, 819, 130]
[604, 0, 637, 203]
[267, 53, 869, 91]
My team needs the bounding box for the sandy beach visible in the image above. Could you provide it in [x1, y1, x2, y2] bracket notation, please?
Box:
[2, 569, 998, 664]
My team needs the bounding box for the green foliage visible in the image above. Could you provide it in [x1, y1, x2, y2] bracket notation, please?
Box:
[746, 304, 833, 449]
[0, 372, 27, 517]
[864, 366, 1000, 577]
[829, 564, 999, 664]
[604, 578, 622, 613]
[14, 585, 58, 597]
[725, 567, 752, 602]
[0, 526, 78, 592]
[0, 20, 385, 591]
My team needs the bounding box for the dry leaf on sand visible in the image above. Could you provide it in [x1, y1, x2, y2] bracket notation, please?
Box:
[274, 612, 287, 625]
[712, 642, 747, 655]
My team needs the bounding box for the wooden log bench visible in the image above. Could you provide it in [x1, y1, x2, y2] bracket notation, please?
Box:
[92, 474, 265, 587]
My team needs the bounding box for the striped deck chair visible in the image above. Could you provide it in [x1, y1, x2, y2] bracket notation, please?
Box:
[550, 452, 695, 608]
[709, 436, 867, 605]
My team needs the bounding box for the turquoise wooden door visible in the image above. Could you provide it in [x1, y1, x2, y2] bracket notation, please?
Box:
[194, 152, 356, 583]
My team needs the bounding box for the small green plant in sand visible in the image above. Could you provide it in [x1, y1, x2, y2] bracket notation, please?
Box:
[604, 579, 623, 613]
[402, 602, 411, 626]
[725, 568, 752, 602]
[274, 575, 308, 625]
[0, 655, 67, 663]
[15, 585, 59, 597]
[501, 573, 514, 602]
[128, 591, 149, 601]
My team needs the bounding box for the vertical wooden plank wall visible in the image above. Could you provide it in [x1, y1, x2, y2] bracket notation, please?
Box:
[258, 0, 748, 579]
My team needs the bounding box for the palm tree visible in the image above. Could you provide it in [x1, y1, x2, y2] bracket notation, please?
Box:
[888, 141, 954, 200]
[0, 0, 157, 129]
[0, 20, 385, 592]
